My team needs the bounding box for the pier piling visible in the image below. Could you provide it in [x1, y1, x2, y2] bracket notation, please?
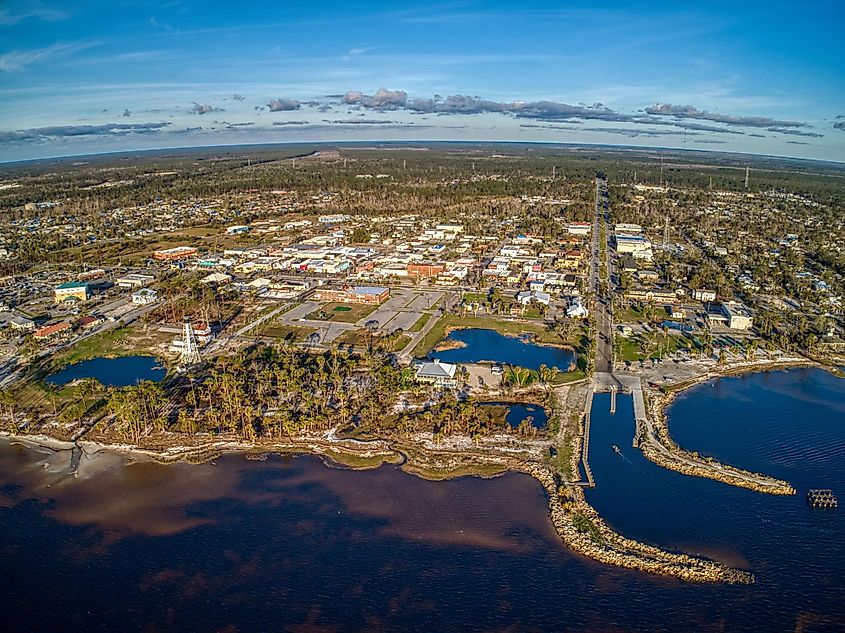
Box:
[807, 489, 838, 509]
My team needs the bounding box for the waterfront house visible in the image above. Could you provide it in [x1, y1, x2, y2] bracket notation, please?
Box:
[413, 360, 458, 387]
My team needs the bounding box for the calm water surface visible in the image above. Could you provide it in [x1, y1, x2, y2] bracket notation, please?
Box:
[1, 367, 843, 632]
[431, 328, 574, 371]
[479, 402, 549, 429]
[45, 355, 165, 387]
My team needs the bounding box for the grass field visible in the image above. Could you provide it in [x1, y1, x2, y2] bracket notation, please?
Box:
[618, 332, 689, 361]
[408, 312, 431, 332]
[51, 326, 170, 368]
[305, 302, 378, 323]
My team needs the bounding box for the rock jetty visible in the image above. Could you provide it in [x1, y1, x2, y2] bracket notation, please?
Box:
[517, 462, 754, 584]
[644, 389, 795, 496]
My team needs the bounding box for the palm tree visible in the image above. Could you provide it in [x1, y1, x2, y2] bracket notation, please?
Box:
[538, 364, 559, 391]
[0, 389, 17, 432]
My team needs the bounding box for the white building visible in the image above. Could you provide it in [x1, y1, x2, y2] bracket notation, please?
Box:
[615, 223, 643, 234]
[413, 360, 457, 387]
[693, 289, 717, 302]
[318, 214, 352, 224]
[567, 222, 591, 235]
[116, 273, 155, 289]
[131, 288, 158, 305]
[566, 297, 588, 319]
[721, 301, 753, 330]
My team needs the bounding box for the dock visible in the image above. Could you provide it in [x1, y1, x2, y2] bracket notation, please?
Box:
[579, 386, 595, 487]
[807, 489, 838, 509]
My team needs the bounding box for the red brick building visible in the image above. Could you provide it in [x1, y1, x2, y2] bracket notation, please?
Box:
[407, 262, 446, 277]
[314, 285, 389, 305]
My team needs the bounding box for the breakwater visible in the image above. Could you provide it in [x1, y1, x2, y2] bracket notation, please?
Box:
[516, 462, 753, 584]
[645, 386, 795, 496]
[591, 370, 796, 495]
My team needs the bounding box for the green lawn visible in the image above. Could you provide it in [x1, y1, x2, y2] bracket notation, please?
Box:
[615, 306, 645, 323]
[618, 332, 690, 362]
[305, 302, 378, 323]
[462, 292, 488, 303]
[408, 312, 431, 332]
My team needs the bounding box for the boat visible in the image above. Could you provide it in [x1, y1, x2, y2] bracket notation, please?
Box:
[612, 445, 621, 454]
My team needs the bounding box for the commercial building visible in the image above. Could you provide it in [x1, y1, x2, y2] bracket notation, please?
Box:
[720, 301, 753, 330]
[567, 222, 591, 235]
[625, 288, 679, 303]
[131, 288, 159, 305]
[314, 285, 390, 305]
[616, 234, 652, 254]
[55, 281, 90, 303]
[615, 223, 643, 234]
[407, 262, 446, 278]
[153, 246, 198, 261]
[34, 321, 72, 340]
[116, 273, 155, 289]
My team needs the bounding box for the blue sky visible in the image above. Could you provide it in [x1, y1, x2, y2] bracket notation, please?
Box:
[1, 0, 843, 162]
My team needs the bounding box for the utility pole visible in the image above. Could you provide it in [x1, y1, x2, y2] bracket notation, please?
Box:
[744, 166, 750, 189]
[663, 216, 670, 248]
[552, 165, 556, 179]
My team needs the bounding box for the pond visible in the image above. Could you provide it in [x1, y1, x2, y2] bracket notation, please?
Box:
[479, 402, 548, 429]
[430, 328, 574, 372]
[46, 355, 166, 388]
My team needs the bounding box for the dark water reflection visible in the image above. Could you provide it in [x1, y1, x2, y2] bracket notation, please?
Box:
[0, 368, 843, 632]
[45, 355, 165, 387]
[430, 328, 574, 371]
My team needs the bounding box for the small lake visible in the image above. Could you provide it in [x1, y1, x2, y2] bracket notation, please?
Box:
[479, 402, 548, 429]
[430, 328, 574, 371]
[46, 355, 166, 388]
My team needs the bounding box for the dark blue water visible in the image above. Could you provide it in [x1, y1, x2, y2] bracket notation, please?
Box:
[1, 367, 843, 632]
[431, 328, 574, 371]
[479, 402, 548, 429]
[46, 355, 165, 387]
[585, 367, 845, 632]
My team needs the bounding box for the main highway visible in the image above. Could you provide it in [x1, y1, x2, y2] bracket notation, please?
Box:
[592, 173, 614, 373]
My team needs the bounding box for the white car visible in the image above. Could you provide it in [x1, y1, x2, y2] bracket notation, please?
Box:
[491, 364, 504, 375]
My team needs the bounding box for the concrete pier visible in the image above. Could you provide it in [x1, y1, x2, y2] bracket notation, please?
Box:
[579, 386, 595, 487]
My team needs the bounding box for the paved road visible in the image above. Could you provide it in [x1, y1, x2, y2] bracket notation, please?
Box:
[592, 173, 614, 373]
